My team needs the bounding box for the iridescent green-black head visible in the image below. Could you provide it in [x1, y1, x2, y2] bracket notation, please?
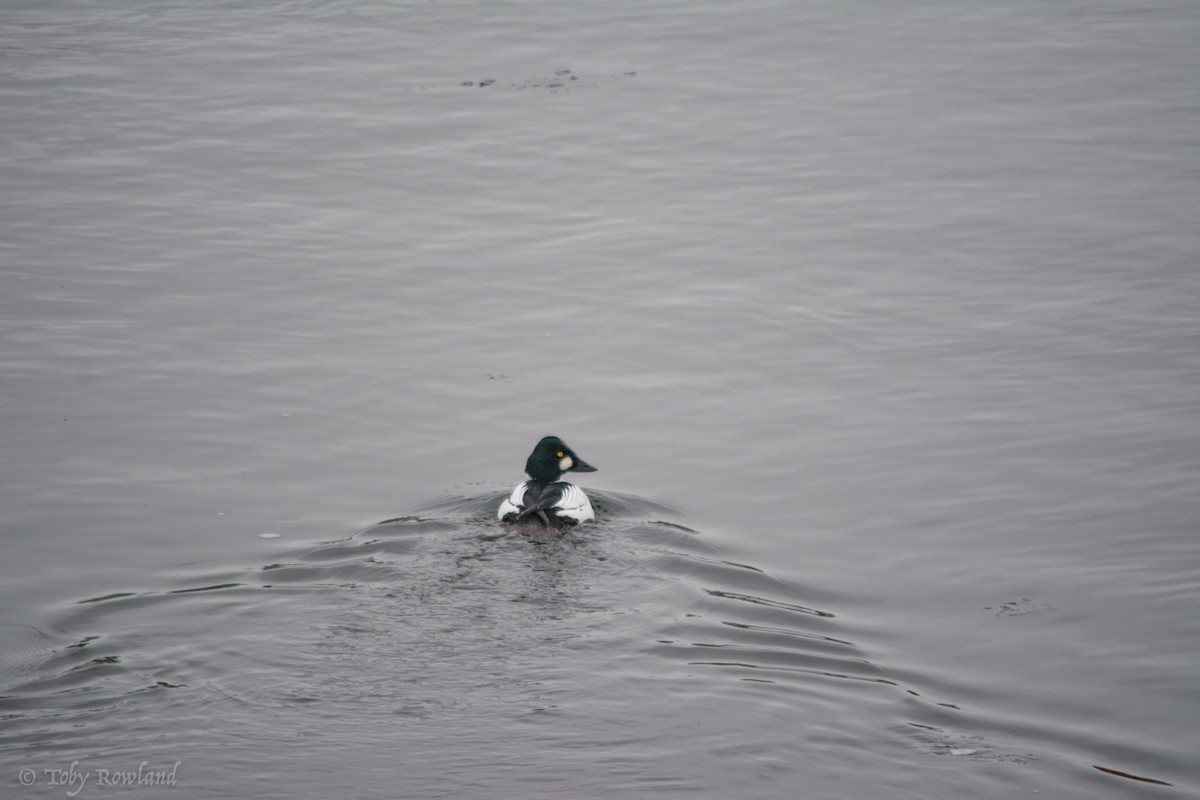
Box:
[524, 436, 597, 483]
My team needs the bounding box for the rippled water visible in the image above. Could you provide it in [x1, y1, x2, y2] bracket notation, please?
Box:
[1, 2, 1197, 798]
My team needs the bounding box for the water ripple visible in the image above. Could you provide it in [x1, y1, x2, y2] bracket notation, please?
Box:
[0, 492, 1191, 796]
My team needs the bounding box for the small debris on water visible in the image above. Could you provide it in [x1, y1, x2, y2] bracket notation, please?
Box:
[985, 598, 1052, 616]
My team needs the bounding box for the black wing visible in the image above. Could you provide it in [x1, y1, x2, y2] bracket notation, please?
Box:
[514, 481, 567, 526]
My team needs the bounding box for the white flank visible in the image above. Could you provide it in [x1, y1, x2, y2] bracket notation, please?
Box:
[497, 482, 529, 519]
[552, 483, 595, 524]
[497, 480, 595, 524]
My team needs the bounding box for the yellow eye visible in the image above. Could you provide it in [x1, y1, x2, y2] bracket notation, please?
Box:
[557, 451, 564, 457]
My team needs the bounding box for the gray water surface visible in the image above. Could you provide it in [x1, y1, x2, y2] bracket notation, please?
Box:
[1, 2, 1197, 798]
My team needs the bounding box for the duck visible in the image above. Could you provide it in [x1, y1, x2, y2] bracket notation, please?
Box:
[498, 436, 597, 530]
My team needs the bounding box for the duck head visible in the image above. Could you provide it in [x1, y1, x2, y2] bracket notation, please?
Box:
[525, 436, 597, 483]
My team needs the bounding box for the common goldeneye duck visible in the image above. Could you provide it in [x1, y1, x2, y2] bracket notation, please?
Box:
[498, 436, 597, 530]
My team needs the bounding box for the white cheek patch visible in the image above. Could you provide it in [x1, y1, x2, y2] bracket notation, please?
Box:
[559, 456, 573, 471]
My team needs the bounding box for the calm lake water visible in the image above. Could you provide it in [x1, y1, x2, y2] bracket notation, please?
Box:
[1, 2, 1197, 798]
